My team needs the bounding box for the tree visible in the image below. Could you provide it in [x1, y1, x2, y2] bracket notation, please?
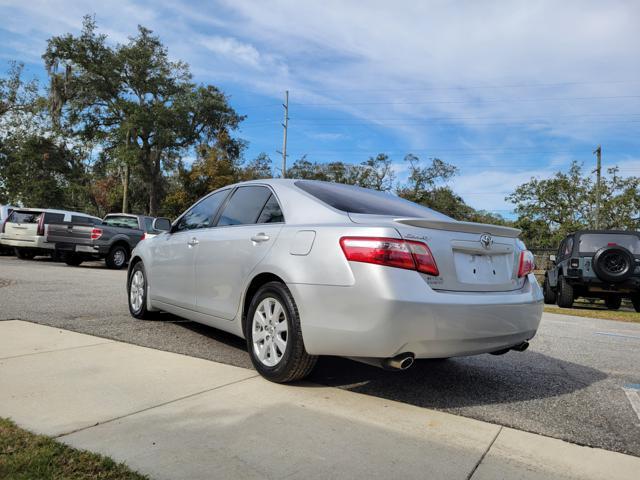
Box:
[43, 16, 243, 215]
[0, 61, 40, 121]
[507, 161, 640, 247]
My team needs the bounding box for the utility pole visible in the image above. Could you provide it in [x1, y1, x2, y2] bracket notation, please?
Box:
[277, 90, 289, 178]
[593, 145, 602, 229]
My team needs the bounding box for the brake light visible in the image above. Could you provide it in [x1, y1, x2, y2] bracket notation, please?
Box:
[36, 214, 45, 236]
[518, 250, 535, 277]
[340, 237, 439, 276]
[140, 232, 146, 241]
[90, 228, 103, 240]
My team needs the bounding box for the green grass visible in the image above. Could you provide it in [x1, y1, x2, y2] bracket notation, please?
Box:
[544, 303, 640, 323]
[0, 418, 147, 480]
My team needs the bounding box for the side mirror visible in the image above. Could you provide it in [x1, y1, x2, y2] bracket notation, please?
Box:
[152, 217, 172, 232]
[549, 254, 556, 264]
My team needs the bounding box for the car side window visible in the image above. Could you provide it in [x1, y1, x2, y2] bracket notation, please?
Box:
[564, 237, 574, 256]
[175, 189, 230, 232]
[257, 194, 284, 224]
[217, 186, 272, 226]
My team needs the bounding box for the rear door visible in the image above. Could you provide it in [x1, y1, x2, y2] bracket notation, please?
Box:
[149, 189, 231, 309]
[194, 186, 284, 319]
[3, 210, 43, 243]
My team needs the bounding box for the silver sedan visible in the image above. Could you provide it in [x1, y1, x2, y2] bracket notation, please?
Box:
[127, 179, 543, 382]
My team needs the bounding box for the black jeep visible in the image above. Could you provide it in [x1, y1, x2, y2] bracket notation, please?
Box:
[543, 230, 640, 311]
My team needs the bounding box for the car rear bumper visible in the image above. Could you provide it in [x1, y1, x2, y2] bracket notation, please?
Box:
[289, 263, 543, 358]
[0, 236, 53, 250]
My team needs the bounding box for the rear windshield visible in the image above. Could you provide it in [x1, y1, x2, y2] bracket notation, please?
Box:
[102, 215, 139, 229]
[578, 233, 640, 254]
[295, 180, 451, 218]
[71, 215, 100, 225]
[8, 211, 42, 223]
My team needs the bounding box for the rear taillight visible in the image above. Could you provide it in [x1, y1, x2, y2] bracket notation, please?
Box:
[340, 237, 439, 276]
[90, 228, 103, 240]
[140, 232, 146, 241]
[518, 250, 535, 277]
[36, 214, 45, 236]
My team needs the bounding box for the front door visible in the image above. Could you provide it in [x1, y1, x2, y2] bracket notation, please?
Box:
[149, 189, 231, 309]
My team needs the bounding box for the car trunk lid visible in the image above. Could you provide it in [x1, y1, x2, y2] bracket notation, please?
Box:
[349, 214, 525, 292]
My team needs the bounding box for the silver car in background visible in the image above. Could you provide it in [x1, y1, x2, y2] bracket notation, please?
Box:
[127, 179, 543, 382]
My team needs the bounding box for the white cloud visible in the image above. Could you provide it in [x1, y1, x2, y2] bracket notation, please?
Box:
[199, 36, 262, 68]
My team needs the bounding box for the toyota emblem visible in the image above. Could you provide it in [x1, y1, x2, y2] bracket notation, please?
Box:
[480, 233, 493, 249]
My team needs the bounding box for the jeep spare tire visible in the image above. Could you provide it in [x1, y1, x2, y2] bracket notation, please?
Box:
[592, 245, 634, 283]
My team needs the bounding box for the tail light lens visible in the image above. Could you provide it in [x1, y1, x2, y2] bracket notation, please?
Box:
[340, 237, 439, 276]
[140, 233, 146, 241]
[90, 228, 103, 240]
[36, 214, 45, 236]
[518, 250, 535, 277]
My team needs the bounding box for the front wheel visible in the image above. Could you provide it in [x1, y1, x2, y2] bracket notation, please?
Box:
[245, 281, 317, 383]
[605, 295, 622, 310]
[556, 275, 574, 308]
[128, 262, 153, 319]
[543, 276, 557, 304]
[106, 245, 129, 269]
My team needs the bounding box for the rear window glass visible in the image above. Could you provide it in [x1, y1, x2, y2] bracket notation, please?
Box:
[257, 195, 284, 223]
[71, 215, 99, 224]
[217, 186, 272, 226]
[578, 233, 640, 254]
[103, 215, 139, 229]
[295, 181, 451, 218]
[44, 213, 65, 224]
[8, 211, 42, 224]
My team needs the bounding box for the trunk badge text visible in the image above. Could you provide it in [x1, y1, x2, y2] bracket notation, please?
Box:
[480, 234, 493, 249]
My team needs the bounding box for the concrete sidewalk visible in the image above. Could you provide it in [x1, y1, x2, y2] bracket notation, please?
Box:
[0, 320, 637, 480]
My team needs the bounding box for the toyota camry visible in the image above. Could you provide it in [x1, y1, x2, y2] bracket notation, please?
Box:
[127, 179, 543, 383]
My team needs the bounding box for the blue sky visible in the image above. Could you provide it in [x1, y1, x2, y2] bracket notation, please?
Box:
[1, 0, 640, 216]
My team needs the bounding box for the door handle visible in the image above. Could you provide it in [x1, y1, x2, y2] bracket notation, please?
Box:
[187, 237, 199, 247]
[251, 233, 270, 243]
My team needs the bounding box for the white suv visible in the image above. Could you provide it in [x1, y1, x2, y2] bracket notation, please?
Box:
[0, 208, 100, 259]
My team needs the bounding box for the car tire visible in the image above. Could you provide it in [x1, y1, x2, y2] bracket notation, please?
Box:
[605, 295, 622, 310]
[128, 261, 154, 319]
[632, 295, 640, 313]
[105, 245, 129, 270]
[556, 275, 574, 308]
[64, 254, 83, 267]
[14, 248, 35, 260]
[245, 281, 317, 383]
[543, 276, 557, 305]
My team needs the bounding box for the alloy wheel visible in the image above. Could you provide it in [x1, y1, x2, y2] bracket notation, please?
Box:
[130, 270, 145, 313]
[252, 297, 288, 367]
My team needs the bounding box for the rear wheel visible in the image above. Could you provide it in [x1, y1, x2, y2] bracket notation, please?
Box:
[106, 245, 129, 269]
[14, 248, 35, 260]
[605, 295, 622, 310]
[245, 281, 317, 383]
[543, 276, 557, 304]
[128, 262, 153, 319]
[556, 275, 574, 308]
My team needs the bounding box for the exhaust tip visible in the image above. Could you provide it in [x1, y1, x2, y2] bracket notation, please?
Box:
[385, 353, 415, 370]
[511, 341, 529, 352]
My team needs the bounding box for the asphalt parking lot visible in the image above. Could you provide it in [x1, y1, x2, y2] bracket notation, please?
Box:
[1, 255, 639, 457]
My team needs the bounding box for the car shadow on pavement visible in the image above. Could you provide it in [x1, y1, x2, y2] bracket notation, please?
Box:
[307, 352, 608, 409]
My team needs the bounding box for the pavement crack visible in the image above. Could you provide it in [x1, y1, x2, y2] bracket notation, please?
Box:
[55, 374, 260, 439]
[466, 426, 502, 480]
[0, 341, 115, 361]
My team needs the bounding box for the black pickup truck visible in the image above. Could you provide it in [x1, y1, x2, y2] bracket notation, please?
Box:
[46, 213, 161, 269]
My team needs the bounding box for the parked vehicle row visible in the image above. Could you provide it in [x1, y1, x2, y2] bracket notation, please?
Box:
[0, 206, 162, 269]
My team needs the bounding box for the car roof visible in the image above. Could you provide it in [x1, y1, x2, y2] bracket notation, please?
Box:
[12, 207, 100, 219]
